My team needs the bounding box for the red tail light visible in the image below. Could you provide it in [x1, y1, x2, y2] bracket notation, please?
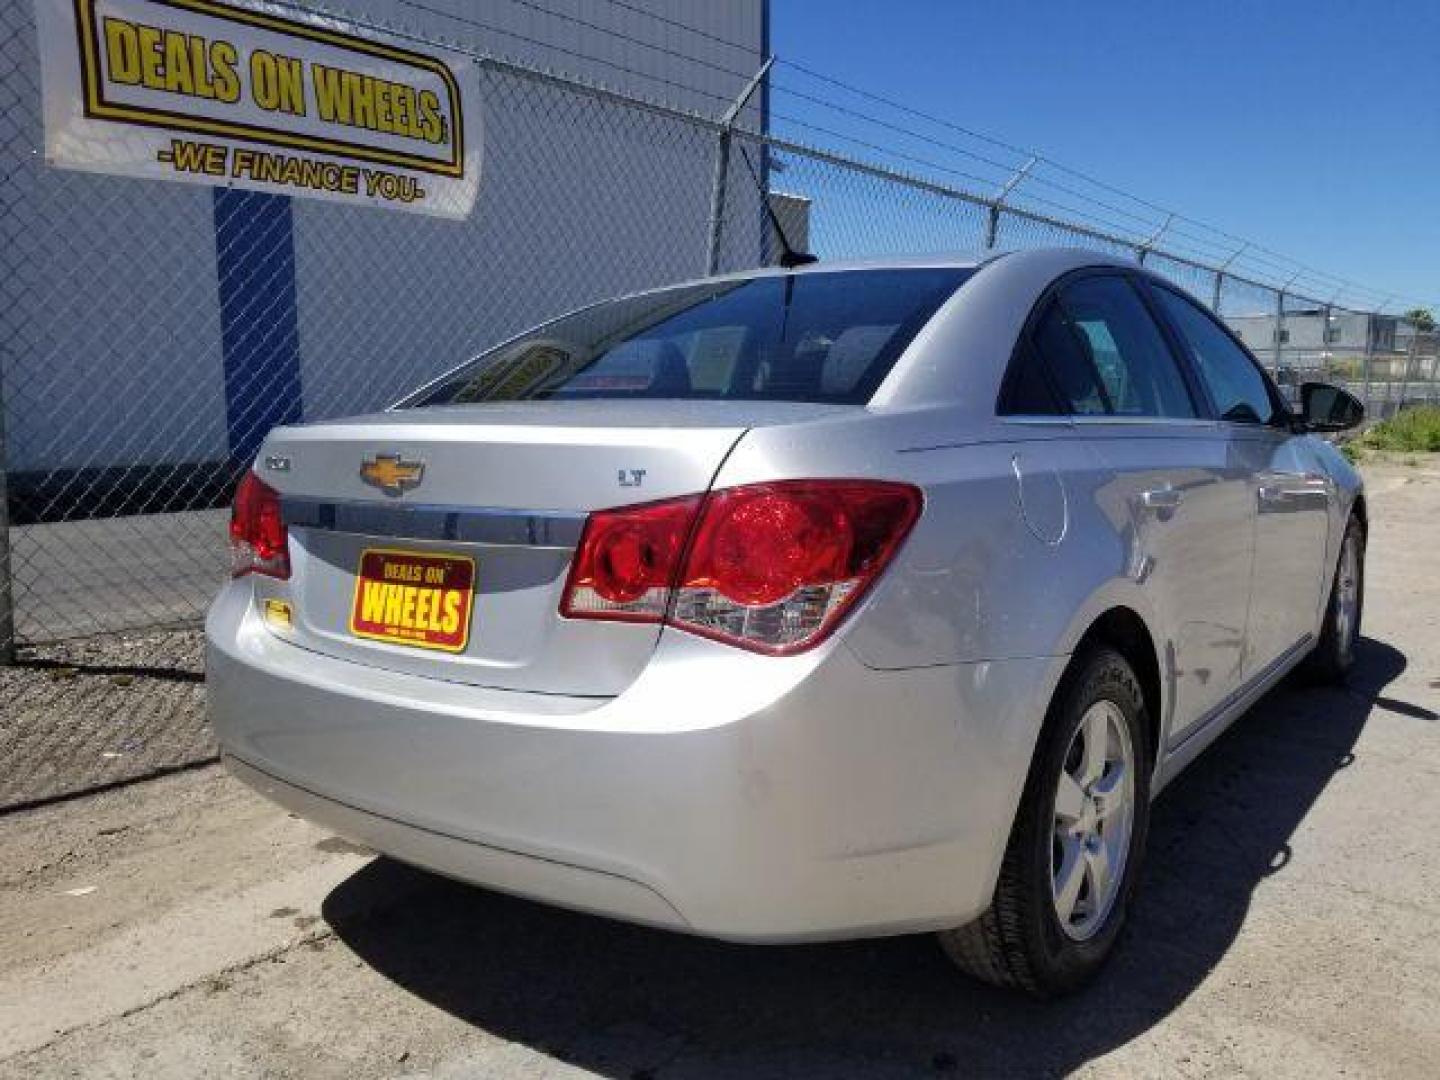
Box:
[560, 495, 701, 621]
[229, 471, 290, 579]
[561, 480, 921, 654]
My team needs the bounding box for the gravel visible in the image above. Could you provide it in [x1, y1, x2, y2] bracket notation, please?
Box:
[0, 628, 212, 811]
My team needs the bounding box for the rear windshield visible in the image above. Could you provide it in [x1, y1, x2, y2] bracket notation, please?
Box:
[404, 268, 971, 407]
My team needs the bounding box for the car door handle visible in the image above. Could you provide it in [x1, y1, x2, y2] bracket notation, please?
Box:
[1258, 480, 1329, 507]
[1139, 486, 1183, 511]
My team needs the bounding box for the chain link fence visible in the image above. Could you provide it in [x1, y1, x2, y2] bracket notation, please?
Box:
[2, 0, 1439, 685]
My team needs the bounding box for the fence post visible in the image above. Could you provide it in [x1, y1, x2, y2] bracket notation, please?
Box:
[1135, 213, 1173, 266]
[1361, 312, 1375, 418]
[983, 203, 1000, 250]
[1273, 289, 1286, 376]
[985, 156, 1037, 250]
[1400, 318, 1414, 409]
[0, 369, 14, 665]
[1321, 303, 1332, 384]
[704, 133, 732, 277]
[1431, 338, 1440, 406]
[1430, 330, 1440, 406]
[1381, 314, 1395, 416]
[1211, 242, 1246, 313]
[705, 58, 773, 276]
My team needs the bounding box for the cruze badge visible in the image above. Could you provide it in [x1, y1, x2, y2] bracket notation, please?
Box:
[360, 454, 425, 497]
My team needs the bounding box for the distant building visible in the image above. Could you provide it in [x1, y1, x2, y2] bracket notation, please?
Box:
[1225, 310, 1397, 356]
[1224, 309, 1438, 385]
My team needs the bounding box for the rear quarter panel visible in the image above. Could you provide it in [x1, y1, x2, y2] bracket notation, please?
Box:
[711, 409, 1154, 672]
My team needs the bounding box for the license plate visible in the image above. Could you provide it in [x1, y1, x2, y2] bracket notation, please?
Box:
[349, 548, 475, 653]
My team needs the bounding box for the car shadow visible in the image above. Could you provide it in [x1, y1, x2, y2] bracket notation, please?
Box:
[323, 636, 1405, 1078]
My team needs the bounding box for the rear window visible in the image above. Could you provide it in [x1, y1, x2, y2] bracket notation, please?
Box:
[404, 268, 971, 407]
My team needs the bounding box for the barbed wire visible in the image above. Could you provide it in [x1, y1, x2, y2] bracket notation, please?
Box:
[562, 0, 1436, 311]
[274, 0, 1434, 311]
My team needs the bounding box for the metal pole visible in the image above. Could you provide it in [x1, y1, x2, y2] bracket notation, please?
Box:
[1211, 243, 1246, 313]
[1371, 298, 1397, 414]
[705, 135, 732, 276]
[1136, 213, 1174, 265]
[1430, 331, 1440, 406]
[1273, 289, 1286, 377]
[1361, 312, 1375, 418]
[1428, 323, 1440, 406]
[985, 156, 1037, 250]
[1403, 315, 1418, 408]
[705, 58, 774, 276]
[1321, 303, 1332, 385]
[0, 367, 14, 665]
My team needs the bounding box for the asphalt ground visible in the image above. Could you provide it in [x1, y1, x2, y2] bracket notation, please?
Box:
[1, 458, 1437, 1078]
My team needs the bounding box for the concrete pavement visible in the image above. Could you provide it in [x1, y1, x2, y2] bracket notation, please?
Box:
[1, 459, 1437, 1078]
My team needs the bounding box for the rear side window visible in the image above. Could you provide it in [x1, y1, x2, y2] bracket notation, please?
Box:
[1151, 285, 1279, 425]
[1029, 299, 1108, 414]
[1054, 276, 1197, 418]
[405, 268, 971, 407]
[1009, 277, 1197, 418]
[1000, 337, 1064, 414]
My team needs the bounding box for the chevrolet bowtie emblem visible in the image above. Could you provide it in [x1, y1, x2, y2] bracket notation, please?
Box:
[360, 453, 425, 497]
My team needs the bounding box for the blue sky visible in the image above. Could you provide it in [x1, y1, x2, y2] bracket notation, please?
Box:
[771, 1, 1439, 309]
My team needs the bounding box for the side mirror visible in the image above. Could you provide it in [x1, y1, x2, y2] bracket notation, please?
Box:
[1298, 381, 1364, 433]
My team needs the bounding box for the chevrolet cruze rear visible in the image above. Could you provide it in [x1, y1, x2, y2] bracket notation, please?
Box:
[208, 249, 1365, 995]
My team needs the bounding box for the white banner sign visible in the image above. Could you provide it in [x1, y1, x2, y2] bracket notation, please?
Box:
[34, 0, 482, 217]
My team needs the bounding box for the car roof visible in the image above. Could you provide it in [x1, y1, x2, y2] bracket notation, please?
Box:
[600, 248, 1140, 311]
[708, 246, 1139, 280]
[642, 248, 1155, 417]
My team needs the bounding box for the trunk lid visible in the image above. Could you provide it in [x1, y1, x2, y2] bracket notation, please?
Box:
[251, 400, 849, 696]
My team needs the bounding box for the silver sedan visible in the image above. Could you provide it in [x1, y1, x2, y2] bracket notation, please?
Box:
[208, 247, 1366, 996]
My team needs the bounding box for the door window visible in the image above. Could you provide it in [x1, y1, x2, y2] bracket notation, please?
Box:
[1151, 285, 1279, 425]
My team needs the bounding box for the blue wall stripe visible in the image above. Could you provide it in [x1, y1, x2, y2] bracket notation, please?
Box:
[213, 188, 302, 466]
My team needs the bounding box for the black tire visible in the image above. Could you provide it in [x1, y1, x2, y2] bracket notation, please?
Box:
[938, 646, 1153, 997]
[1302, 515, 1365, 684]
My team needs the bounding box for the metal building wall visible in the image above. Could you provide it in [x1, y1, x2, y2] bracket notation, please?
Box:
[0, 0, 766, 482]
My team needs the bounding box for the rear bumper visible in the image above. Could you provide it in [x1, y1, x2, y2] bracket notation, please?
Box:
[207, 581, 1057, 942]
[224, 753, 691, 930]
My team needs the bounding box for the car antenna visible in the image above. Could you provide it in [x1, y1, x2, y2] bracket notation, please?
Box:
[737, 145, 818, 269]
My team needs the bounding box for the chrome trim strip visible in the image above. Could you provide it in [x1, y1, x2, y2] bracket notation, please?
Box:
[1000, 416, 1076, 426]
[280, 497, 586, 548]
[1066, 416, 1220, 429]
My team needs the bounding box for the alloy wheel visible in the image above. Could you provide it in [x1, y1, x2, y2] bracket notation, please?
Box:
[1051, 699, 1135, 941]
[1334, 531, 1361, 663]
